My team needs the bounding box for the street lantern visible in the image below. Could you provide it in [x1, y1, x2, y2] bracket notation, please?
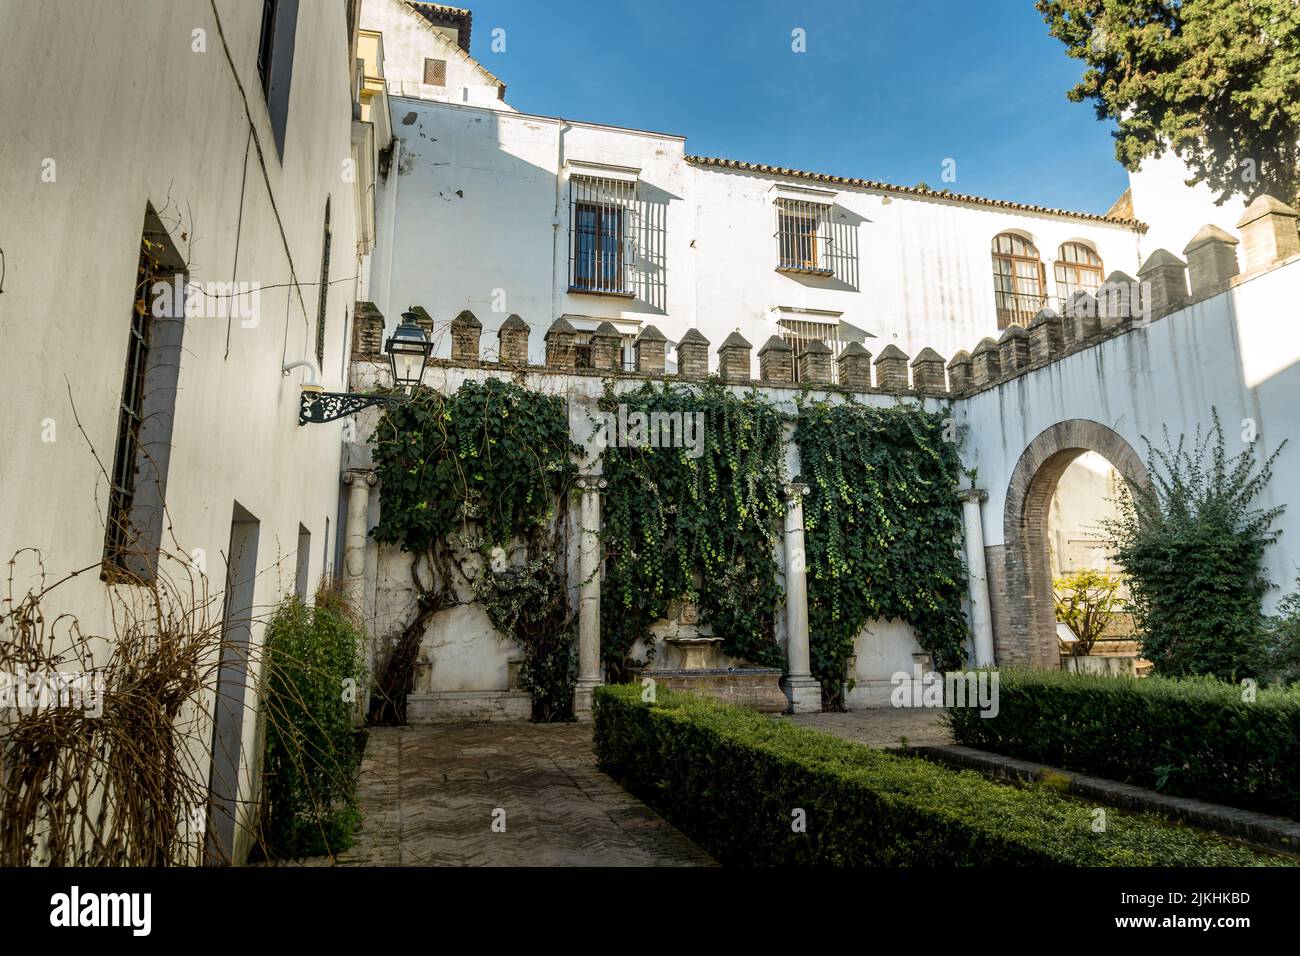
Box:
[296, 307, 436, 425]
[385, 311, 433, 391]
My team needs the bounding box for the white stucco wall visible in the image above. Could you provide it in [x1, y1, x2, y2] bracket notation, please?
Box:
[691, 165, 1143, 363]
[1128, 151, 1248, 262]
[959, 254, 1300, 612]
[0, 0, 363, 862]
[369, 100, 695, 361]
[360, 0, 511, 111]
[365, 97, 1143, 373]
[1049, 453, 1125, 577]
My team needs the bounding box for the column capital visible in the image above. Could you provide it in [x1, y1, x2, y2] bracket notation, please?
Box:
[782, 481, 810, 501]
[576, 474, 607, 492]
[956, 487, 988, 505]
[344, 468, 379, 488]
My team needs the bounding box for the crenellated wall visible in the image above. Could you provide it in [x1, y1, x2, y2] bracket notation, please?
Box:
[345, 195, 1300, 710]
[956, 196, 1300, 667]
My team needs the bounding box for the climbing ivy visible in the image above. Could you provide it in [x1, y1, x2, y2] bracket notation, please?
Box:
[371, 379, 580, 552]
[600, 381, 786, 677]
[795, 401, 967, 707]
[368, 378, 582, 722]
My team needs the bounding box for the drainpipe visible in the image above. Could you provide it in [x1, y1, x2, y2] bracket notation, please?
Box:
[551, 119, 571, 346]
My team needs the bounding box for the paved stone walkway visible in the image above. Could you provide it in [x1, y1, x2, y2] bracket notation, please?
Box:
[304, 709, 949, 867]
[785, 707, 952, 749]
[323, 723, 715, 866]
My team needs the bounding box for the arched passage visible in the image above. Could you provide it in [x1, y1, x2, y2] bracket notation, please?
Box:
[993, 420, 1149, 667]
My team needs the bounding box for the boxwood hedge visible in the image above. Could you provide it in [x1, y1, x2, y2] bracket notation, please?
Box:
[946, 667, 1300, 819]
[593, 684, 1289, 866]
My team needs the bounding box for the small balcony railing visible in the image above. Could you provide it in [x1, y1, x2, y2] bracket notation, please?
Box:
[995, 291, 1047, 329]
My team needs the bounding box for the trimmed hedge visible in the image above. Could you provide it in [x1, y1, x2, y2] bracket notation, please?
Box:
[946, 667, 1300, 819]
[593, 685, 1289, 866]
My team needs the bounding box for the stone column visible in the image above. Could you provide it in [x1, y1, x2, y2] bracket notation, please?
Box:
[958, 488, 995, 667]
[574, 475, 606, 719]
[780, 482, 821, 713]
[342, 469, 378, 609]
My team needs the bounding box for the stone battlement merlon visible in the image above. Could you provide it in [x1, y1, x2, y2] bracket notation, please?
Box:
[350, 194, 1297, 400]
[945, 193, 1299, 398]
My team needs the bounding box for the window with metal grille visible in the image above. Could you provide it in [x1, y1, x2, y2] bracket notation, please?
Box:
[563, 323, 638, 369]
[569, 175, 636, 295]
[423, 57, 447, 86]
[778, 317, 844, 383]
[257, 0, 277, 93]
[315, 198, 331, 367]
[1054, 241, 1104, 306]
[992, 233, 1046, 329]
[776, 198, 833, 273]
[104, 210, 186, 582]
[257, 0, 299, 157]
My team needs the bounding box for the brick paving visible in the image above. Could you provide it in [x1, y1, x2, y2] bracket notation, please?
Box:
[318, 723, 715, 866]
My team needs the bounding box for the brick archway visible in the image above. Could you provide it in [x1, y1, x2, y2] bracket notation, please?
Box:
[992, 420, 1148, 667]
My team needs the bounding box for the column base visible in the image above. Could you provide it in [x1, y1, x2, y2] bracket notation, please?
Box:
[781, 676, 822, 714]
[574, 679, 601, 722]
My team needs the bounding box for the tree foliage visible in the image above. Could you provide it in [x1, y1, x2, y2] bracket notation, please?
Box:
[795, 401, 967, 707]
[1105, 410, 1286, 679]
[1037, 0, 1300, 206]
[1053, 569, 1124, 656]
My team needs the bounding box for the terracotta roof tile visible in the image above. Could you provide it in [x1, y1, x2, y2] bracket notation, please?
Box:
[685, 154, 1146, 230]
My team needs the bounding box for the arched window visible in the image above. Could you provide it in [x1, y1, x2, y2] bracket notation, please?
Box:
[992, 233, 1045, 328]
[1054, 241, 1104, 303]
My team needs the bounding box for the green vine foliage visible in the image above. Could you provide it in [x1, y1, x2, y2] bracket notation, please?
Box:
[371, 379, 580, 552]
[795, 401, 967, 706]
[473, 556, 576, 722]
[369, 378, 582, 720]
[600, 382, 787, 677]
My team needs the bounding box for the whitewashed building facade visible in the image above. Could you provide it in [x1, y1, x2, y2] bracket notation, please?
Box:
[0, 0, 379, 864]
[360, 4, 1150, 377]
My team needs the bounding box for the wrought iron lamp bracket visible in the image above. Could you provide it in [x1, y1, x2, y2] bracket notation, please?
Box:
[299, 390, 404, 425]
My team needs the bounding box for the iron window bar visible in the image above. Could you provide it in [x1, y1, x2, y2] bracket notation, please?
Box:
[104, 245, 154, 571]
[775, 198, 834, 275]
[778, 317, 844, 383]
[569, 174, 637, 295]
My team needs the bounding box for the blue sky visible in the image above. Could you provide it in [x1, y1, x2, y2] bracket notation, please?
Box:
[462, 0, 1130, 214]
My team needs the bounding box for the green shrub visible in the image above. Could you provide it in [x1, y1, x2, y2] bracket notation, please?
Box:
[1261, 582, 1300, 686]
[593, 685, 1288, 866]
[259, 589, 367, 858]
[946, 667, 1300, 818]
[1105, 411, 1286, 680]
